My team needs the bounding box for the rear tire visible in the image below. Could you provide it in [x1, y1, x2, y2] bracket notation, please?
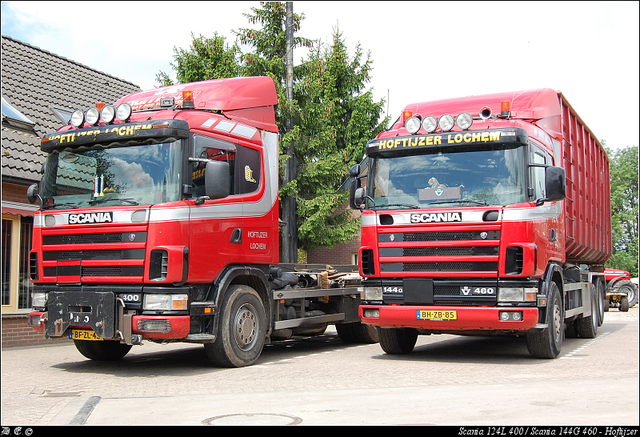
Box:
[204, 285, 266, 368]
[527, 282, 563, 358]
[575, 283, 598, 338]
[336, 322, 379, 344]
[594, 278, 605, 326]
[614, 280, 637, 307]
[74, 340, 132, 361]
[378, 327, 417, 354]
[620, 296, 629, 312]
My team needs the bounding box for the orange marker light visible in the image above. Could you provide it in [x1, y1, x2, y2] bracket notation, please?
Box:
[182, 90, 195, 108]
[501, 100, 512, 115]
[402, 110, 413, 123]
[96, 102, 106, 111]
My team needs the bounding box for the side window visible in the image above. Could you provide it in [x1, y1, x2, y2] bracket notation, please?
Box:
[235, 144, 261, 195]
[192, 135, 236, 197]
[529, 144, 551, 199]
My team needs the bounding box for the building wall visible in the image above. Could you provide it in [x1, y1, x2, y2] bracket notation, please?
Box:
[1, 313, 70, 348]
[307, 233, 361, 266]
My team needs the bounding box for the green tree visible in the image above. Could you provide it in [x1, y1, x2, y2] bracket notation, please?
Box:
[293, 28, 388, 250]
[156, 32, 242, 86]
[606, 145, 638, 277]
[154, 3, 388, 253]
[234, 1, 312, 136]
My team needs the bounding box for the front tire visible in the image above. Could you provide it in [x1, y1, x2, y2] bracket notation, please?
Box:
[378, 327, 417, 354]
[74, 340, 132, 361]
[204, 285, 266, 368]
[527, 282, 563, 358]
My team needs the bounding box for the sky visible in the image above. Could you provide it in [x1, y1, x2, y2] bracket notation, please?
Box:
[2, 1, 638, 150]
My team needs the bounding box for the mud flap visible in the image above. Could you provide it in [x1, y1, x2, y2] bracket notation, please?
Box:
[46, 291, 116, 338]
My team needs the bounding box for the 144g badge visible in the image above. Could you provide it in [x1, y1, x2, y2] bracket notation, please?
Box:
[461, 286, 495, 296]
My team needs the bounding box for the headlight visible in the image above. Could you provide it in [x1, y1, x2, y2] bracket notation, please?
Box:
[101, 105, 116, 124]
[85, 107, 100, 125]
[422, 116, 438, 133]
[143, 294, 188, 311]
[456, 112, 473, 130]
[31, 292, 48, 308]
[438, 114, 454, 132]
[70, 109, 84, 127]
[404, 116, 422, 134]
[116, 103, 132, 122]
[361, 286, 383, 301]
[498, 287, 537, 302]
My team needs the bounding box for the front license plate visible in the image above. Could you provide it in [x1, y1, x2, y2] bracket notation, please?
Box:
[70, 329, 103, 341]
[417, 310, 457, 320]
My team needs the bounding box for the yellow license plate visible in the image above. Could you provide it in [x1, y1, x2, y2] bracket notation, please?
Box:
[417, 310, 457, 320]
[70, 329, 103, 341]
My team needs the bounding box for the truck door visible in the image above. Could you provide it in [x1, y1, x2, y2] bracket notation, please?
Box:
[189, 134, 242, 282]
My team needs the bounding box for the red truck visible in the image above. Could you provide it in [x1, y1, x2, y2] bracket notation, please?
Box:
[350, 89, 611, 358]
[26, 76, 375, 367]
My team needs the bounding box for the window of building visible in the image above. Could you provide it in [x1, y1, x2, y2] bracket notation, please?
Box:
[50, 105, 74, 125]
[1, 95, 36, 132]
[1, 215, 34, 311]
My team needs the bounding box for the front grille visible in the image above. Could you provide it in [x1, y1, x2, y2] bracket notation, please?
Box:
[381, 262, 498, 272]
[43, 232, 147, 245]
[380, 230, 500, 242]
[40, 230, 146, 282]
[378, 228, 500, 275]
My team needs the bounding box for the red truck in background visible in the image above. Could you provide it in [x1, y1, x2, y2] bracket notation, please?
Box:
[604, 268, 638, 310]
[26, 76, 375, 367]
[350, 89, 611, 358]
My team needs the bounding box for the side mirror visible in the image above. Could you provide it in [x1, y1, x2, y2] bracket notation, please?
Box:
[205, 161, 230, 200]
[544, 166, 566, 202]
[27, 184, 40, 205]
[349, 177, 363, 209]
[349, 164, 361, 178]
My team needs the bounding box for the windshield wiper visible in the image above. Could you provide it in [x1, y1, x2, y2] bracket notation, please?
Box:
[426, 199, 489, 206]
[89, 197, 139, 206]
[43, 202, 78, 210]
[375, 203, 420, 210]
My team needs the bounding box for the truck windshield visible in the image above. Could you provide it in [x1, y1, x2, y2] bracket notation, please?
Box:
[367, 144, 527, 209]
[40, 140, 182, 210]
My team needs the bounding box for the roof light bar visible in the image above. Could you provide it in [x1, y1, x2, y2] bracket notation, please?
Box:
[116, 103, 132, 122]
[438, 114, 455, 132]
[405, 116, 422, 134]
[70, 110, 84, 128]
[85, 107, 100, 126]
[456, 112, 473, 130]
[422, 116, 438, 133]
[101, 105, 116, 124]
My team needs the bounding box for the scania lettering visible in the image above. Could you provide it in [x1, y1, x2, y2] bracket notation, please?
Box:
[27, 77, 376, 368]
[351, 89, 610, 358]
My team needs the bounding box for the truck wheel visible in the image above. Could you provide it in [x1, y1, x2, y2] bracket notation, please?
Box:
[526, 282, 563, 359]
[336, 322, 379, 344]
[74, 339, 132, 361]
[204, 285, 266, 367]
[620, 296, 629, 312]
[594, 278, 605, 326]
[614, 280, 637, 307]
[575, 283, 598, 338]
[378, 327, 417, 354]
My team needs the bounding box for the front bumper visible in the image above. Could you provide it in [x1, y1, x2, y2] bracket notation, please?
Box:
[359, 304, 538, 331]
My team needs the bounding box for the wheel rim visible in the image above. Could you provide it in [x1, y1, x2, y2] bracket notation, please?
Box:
[552, 298, 563, 345]
[233, 303, 258, 351]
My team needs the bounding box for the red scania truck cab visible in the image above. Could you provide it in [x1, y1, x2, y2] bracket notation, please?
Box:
[27, 77, 374, 367]
[351, 89, 611, 358]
